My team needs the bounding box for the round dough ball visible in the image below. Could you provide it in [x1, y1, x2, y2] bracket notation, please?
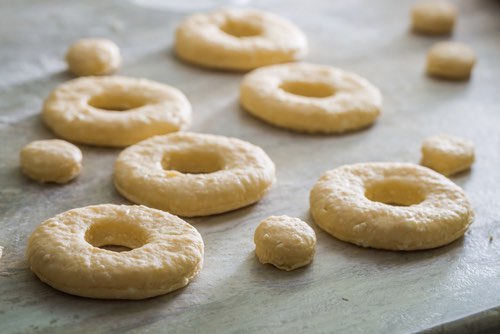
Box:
[411, 1, 457, 35]
[426, 42, 476, 80]
[20, 139, 82, 184]
[421, 134, 475, 176]
[66, 38, 121, 76]
[42, 76, 192, 147]
[254, 216, 316, 271]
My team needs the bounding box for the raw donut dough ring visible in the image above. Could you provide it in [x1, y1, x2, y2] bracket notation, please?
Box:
[43, 76, 191, 147]
[175, 8, 308, 71]
[20, 139, 82, 184]
[26, 204, 204, 300]
[254, 216, 316, 271]
[240, 62, 382, 133]
[310, 162, 474, 251]
[114, 132, 276, 217]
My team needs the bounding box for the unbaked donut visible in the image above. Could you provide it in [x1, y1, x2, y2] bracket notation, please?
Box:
[114, 132, 276, 217]
[426, 42, 476, 80]
[240, 62, 382, 133]
[411, 1, 457, 35]
[26, 204, 204, 299]
[421, 134, 475, 176]
[42, 76, 191, 147]
[20, 139, 82, 184]
[175, 8, 307, 71]
[66, 38, 121, 76]
[254, 216, 316, 271]
[310, 162, 474, 251]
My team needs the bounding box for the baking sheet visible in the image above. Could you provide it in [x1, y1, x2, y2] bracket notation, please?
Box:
[1, 0, 500, 333]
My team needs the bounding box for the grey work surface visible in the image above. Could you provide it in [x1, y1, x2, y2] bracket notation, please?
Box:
[1, 0, 500, 333]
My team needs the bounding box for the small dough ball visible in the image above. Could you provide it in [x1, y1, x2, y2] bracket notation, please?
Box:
[66, 38, 121, 76]
[426, 42, 476, 80]
[20, 139, 82, 183]
[254, 216, 316, 271]
[421, 134, 475, 176]
[411, 1, 457, 35]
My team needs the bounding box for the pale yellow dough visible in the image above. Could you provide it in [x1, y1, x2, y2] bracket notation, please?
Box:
[421, 134, 475, 176]
[26, 204, 204, 299]
[42, 76, 191, 147]
[175, 8, 307, 71]
[254, 216, 316, 271]
[114, 132, 276, 217]
[20, 139, 82, 184]
[240, 62, 382, 133]
[310, 163, 474, 251]
[411, 1, 457, 35]
[66, 38, 121, 76]
[426, 42, 476, 80]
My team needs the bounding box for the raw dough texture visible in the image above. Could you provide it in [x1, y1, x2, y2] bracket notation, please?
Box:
[175, 8, 307, 71]
[426, 42, 476, 80]
[310, 162, 474, 251]
[42, 76, 191, 147]
[240, 62, 382, 133]
[254, 216, 316, 271]
[411, 1, 457, 35]
[421, 134, 475, 176]
[114, 132, 276, 217]
[20, 139, 82, 183]
[66, 38, 121, 76]
[26, 204, 204, 299]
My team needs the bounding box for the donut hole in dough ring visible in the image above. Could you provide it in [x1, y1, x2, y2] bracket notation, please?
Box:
[175, 8, 308, 71]
[310, 162, 473, 251]
[240, 62, 382, 133]
[42, 76, 191, 147]
[114, 132, 276, 217]
[26, 204, 204, 299]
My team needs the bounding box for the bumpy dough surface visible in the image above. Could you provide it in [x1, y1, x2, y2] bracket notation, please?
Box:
[175, 8, 307, 71]
[411, 1, 457, 35]
[114, 132, 276, 217]
[254, 216, 316, 271]
[20, 139, 82, 184]
[240, 62, 382, 133]
[42, 76, 191, 147]
[26, 204, 204, 299]
[421, 134, 475, 176]
[66, 38, 121, 76]
[426, 42, 476, 80]
[310, 162, 474, 251]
